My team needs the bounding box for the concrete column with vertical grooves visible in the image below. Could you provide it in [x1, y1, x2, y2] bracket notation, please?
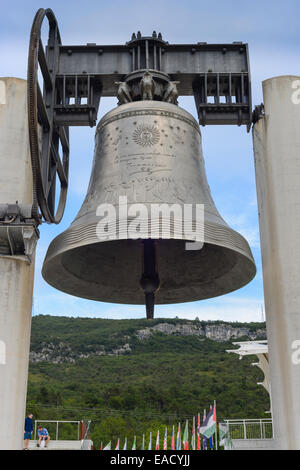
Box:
[0, 77, 36, 449]
[253, 75, 300, 449]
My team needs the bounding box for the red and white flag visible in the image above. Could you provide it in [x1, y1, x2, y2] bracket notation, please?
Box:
[155, 430, 160, 450]
[163, 428, 167, 450]
[171, 425, 175, 450]
[197, 413, 201, 450]
[176, 422, 181, 450]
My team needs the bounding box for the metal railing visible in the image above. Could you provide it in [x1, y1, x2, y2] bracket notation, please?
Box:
[223, 419, 273, 440]
[34, 420, 81, 441]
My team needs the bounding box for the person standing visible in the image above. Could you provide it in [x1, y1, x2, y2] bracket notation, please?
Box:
[24, 413, 34, 450]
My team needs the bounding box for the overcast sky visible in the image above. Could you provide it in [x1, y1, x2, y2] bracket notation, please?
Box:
[1, 0, 299, 322]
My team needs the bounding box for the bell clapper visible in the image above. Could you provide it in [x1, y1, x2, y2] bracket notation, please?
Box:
[140, 240, 160, 320]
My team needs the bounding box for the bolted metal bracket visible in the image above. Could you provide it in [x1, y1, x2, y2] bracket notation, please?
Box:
[23, 226, 39, 263]
[0, 204, 40, 263]
[252, 103, 265, 124]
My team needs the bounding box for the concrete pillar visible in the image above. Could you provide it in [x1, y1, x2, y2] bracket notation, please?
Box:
[0, 78, 36, 449]
[253, 75, 300, 449]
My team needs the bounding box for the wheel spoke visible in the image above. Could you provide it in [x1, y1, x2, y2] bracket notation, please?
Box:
[38, 39, 53, 91]
[37, 83, 50, 130]
[51, 141, 68, 187]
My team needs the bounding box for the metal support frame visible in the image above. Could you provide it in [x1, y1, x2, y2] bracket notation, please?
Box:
[27, 9, 252, 225]
[0, 204, 39, 262]
[55, 38, 252, 128]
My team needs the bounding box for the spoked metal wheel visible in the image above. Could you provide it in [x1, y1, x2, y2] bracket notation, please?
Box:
[27, 8, 69, 224]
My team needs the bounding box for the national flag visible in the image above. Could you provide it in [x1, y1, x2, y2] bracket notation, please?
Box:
[163, 428, 167, 450]
[141, 434, 145, 450]
[176, 423, 181, 450]
[132, 436, 136, 450]
[219, 422, 229, 446]
[171, 425, 175, 450]
[197, 413, 201, 450]
[191, 416, 196, 450]
[103, 441, 111, 450]
[115, 439, 120, 450]
[183, 420, 189, 450]
[202, 410, 207, 450]
[219, 422, 233, 450]
[213, 401, 218, 450]
[200, 403, 217, 439]
[155, 430, 160, 450]
[148, 432, 152, 450]
[123, 437, 127, 450]
[208, 403, 216, 449]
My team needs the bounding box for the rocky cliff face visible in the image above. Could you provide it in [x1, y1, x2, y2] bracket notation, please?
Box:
[29, 342, 106, 364]
[29, 322, 266, 363]
[136, 322, 266, 342]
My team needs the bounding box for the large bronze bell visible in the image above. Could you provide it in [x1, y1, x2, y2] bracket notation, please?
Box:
[42, 99, 256, 318]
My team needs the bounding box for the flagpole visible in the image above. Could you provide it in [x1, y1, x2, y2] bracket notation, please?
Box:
[192, 416, 195, 450]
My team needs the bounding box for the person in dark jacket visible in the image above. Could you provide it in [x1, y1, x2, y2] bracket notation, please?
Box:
[24, 413, 34, 450]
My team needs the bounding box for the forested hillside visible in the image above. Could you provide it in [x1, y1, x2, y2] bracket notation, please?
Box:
[26, 315, 269, 447]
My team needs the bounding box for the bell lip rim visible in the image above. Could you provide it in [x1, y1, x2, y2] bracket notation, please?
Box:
[41, 223, 256, 306]
[41, 274, 257, 306]
[41, 242, 256, 305]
